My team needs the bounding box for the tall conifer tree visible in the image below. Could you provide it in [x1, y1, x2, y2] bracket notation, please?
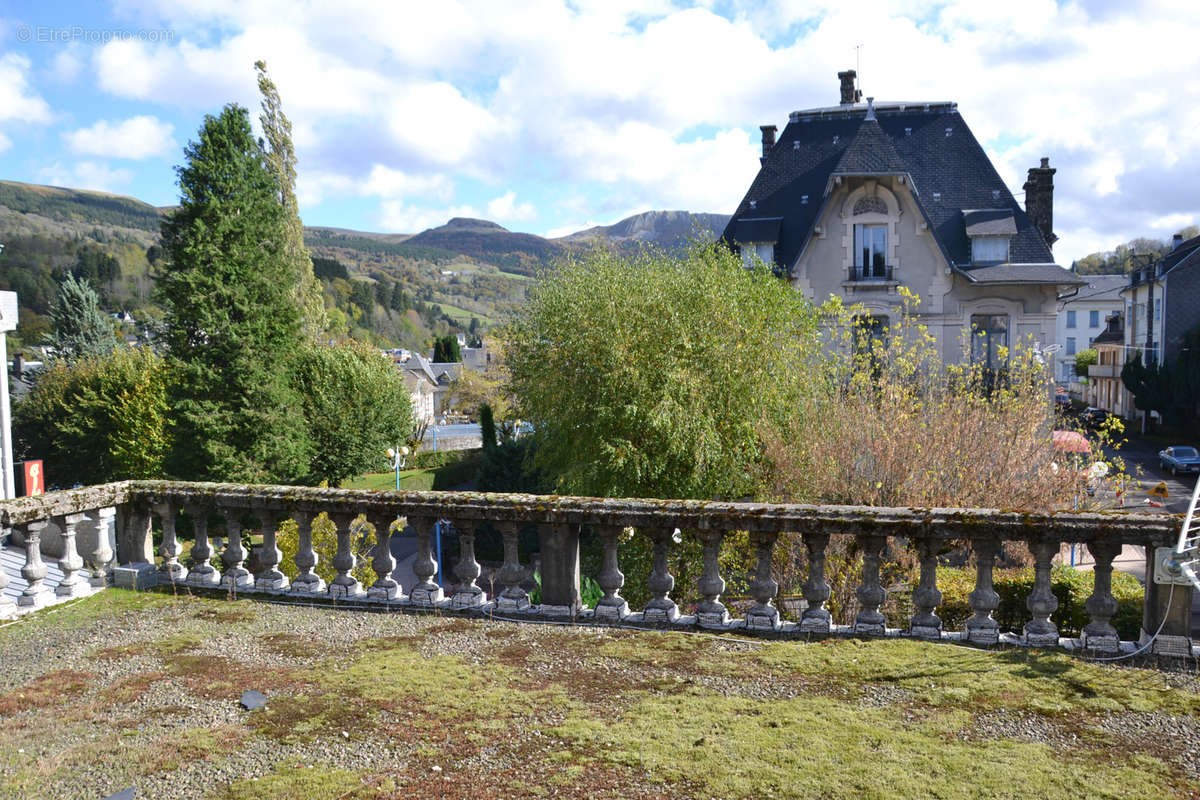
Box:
[256, 60, 327, 339]
[158, 104, 310, 483]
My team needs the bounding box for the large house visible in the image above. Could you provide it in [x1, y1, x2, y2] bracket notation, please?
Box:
[722, 71, 1085, 364]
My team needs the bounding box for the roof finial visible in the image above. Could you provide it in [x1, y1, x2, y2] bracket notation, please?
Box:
[864, 97, 876, 121]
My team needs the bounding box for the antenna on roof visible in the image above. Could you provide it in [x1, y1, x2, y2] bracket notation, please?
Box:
[855, 44, 862, 94]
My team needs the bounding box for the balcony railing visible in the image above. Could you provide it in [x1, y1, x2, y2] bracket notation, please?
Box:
[0, 481, 1192, 658]
[1088, 364, 1119, 379]
[847, 264, 894, 282]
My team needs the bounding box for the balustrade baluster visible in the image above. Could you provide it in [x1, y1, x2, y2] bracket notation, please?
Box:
[154, 503, 187, 584]
[450, 519, 486, 608]
[800, 532, 831, 633]
[185, 508, 220, 587]
[909, 537, 942, 639]
[593, 525, 628, 621]
[328, 513, 363, 598]
[367, 513, 402, 601]
[289, 512, 325, 594]
[0, 525, 16, 618]
[496, 521, 530, 611]
[1024, 538, 1060, 646]
[966, 538, 1001, 644]
[696, 529, 729, 628]
[18, 520, 52, 609]
[746, 531, 780, 630]
[642, 527, 678, 623]
[256, 512, 288, 593]
[55, 513, 89, 598]
[219, 514, 254, 590]
[88, 507, 116, 588]
[1082, 538, 1121, 652]
[408, 515, 443, 606]
[854, 533, 887, 635]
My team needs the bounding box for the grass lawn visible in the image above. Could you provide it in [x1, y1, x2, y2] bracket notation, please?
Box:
[341, 469, 437, 492]
[0, 589, 1197, 799]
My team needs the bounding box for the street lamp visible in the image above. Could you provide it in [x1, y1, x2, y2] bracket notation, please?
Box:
[385, 445, 410, 491]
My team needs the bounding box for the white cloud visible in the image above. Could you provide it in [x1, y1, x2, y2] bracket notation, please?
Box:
[38, 161, 134, 194]
[486, 191, 536, 223]
[377, 201, 481, 233]
[64, 116, 176, 159]
[0, 53, 52, 124]
[0, 131, 11, 154]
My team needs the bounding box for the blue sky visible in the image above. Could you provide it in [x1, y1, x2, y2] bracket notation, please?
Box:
[1, 0, 1198, 267]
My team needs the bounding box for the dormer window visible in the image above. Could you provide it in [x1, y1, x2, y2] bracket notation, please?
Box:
[742, 242, 774, 268]
[971, 236, 1009, 265]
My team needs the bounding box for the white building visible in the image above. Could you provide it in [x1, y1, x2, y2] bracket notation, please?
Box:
[1054, 274, 1125, 384]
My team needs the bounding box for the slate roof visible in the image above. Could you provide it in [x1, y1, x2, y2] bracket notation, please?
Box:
[1065, 274, 1127, 303]
[722, 101, 1069, 283]
[962, 209, 1017, 237]
[961, 264, 1086, 286]
[732, 217, 783, 243]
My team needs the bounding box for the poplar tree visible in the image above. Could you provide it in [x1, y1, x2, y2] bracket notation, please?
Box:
[158, 104, 310, 483]
[256, 60, 327, 339]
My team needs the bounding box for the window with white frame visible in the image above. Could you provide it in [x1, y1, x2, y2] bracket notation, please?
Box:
[971, 236, 1009, 264]
[741, 242, 774, 269]
[1089, 310, 1099, 327]
[1066, 310, 1076, 329]
[1066, 337, 1076, 356]
[853, 223, 887, 278]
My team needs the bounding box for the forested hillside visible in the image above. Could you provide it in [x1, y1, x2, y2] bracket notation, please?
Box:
[0, 179, 727, 353]
[1072, 225, 1199, 275]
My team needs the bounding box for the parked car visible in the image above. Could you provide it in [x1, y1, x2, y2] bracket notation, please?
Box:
[1080, 407, 1109, 428]
[1158, 445, 1200, 475]
[1054, 387, 1071, 410]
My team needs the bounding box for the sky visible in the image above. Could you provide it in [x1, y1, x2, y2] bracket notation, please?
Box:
[0, 0, 1197, 267]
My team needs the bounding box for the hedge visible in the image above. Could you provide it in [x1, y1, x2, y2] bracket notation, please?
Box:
[904, 565, 1144, 640]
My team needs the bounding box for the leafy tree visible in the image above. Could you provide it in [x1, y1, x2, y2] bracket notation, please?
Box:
[1073, 348, 1097, 379]
[158, 104, 311, 484]
[46, 273, 119, 361]
[433, 334, 462, 363]
[256, 60, 327, 338]
[504, 243, 824, 500]
[14, 347, 170, 486]
[291, 340, 414, 486]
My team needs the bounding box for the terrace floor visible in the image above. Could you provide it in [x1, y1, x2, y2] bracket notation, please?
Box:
[1, 590, 1198, 799]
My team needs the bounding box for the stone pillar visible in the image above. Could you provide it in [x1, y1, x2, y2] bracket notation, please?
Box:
[54, 513, 89, 598]
[696, 530, 729, 628]
[154, 503, 187, 584]
[185, 508, 220, 587]
[289, 512, 325, 594]
[854, 534, 887, 635]
[1024, 538, 1059, 646]
[408, 515, 443, 606]
[219, 514, 254, 590]
[451, 519, 486, 608]
[746, 531, 781, 630]
[642, 528, 678, 623]
[538, 523, 581, 617]
[256, 511, 288, 593]
[1081, 538, 1121, 653]
[18, 520, 52, 609]
[966, 538, 1001, 644]
[909, 537, 942, 639]
[116, 504, 154, 566]
[496, 521, 530, 611]
[800, 532, 832, 633]
[327, 513, 363, 598]
[0, 525, 17, 618]
[593, 525, 628, 621]
[367, 514, 400, 601]
[88, 507, 116, 588]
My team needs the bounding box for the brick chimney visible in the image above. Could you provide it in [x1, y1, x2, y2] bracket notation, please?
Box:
[1023, 157, 1057, 249]
[838, 70, 861, 105]
[759, 125, 777, 164]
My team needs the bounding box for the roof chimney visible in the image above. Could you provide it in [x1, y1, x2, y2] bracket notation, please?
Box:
[759, 125, 777, 164]
[1172, 233, 1184, 251]
[1023, 156, 1057, 250]
[838, 70, 861, 105]
[11, 353, 22, 376]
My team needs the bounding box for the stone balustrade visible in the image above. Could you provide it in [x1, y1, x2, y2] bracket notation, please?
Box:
[0, 481, 1192, 659]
